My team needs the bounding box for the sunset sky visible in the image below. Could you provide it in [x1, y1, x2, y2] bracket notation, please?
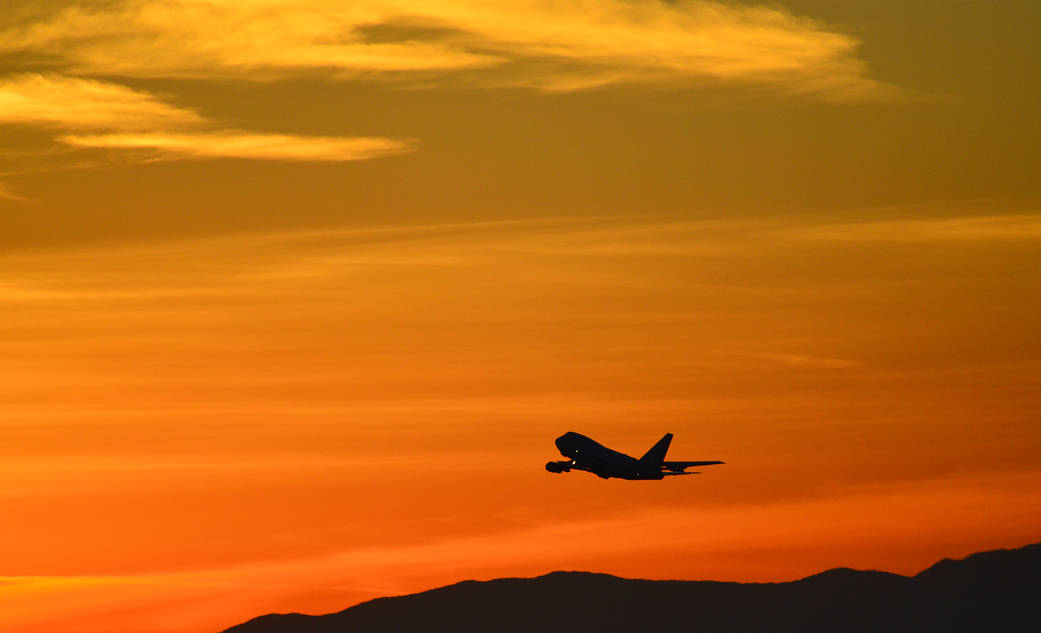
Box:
[2, 1, 1040, 631]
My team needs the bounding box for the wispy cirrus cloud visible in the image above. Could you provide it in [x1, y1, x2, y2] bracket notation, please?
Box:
[783, 213, 1041, 242]
[714, 350, 860, 370]
[0, 73, 412, 163]
[0, 0, 889, 98]
[0, 73, 203, 131]
[0, 181, 31, 203]
[58, 131, 414, 163]
[424, 0, 887, 97]
[0, 1, 496, 77]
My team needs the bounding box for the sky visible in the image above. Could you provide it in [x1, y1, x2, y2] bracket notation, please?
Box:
[1, 1, 1040, 631]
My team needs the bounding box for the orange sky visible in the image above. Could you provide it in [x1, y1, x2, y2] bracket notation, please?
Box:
[2, 2, 1040, 632]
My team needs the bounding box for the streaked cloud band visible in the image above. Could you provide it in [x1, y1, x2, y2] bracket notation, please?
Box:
[0, 73, 202, 130]
[0, 74, 412, 165]
[58, 132, 415, 162]
[0, 0, 888, 98]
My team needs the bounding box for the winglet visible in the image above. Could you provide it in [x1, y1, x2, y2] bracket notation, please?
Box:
[638, 433, 673, 467]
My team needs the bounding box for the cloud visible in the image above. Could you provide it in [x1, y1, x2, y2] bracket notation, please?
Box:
[58, 131, 415, 162]
[0, 182, 31, 202]
[494, 211, 1041, 255]
[430, 0, 886, 98]
[715, 350, 860, 369]
[0, 73, 203, 130]
[0, 0, 888, 98]
[6, 211, 1037, 306]
[0, 73, 412, 164]
[784, 213, 1041, 242]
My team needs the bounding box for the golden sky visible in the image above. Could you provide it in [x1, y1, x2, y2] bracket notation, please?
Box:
[2, 2, 1040, 632]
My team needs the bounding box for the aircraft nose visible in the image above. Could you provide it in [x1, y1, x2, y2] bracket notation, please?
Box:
[555, 432, 578, 456]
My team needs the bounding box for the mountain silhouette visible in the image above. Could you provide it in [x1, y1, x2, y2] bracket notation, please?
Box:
[222, 542, 1041, 633]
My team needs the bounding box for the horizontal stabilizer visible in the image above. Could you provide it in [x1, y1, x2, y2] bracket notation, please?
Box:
[662, 460, 724, 472]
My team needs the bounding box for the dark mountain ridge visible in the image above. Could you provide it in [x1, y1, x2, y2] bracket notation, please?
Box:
[223, 542, 1041, 633]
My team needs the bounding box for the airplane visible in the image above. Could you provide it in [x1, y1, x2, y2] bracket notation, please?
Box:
[545, 431, 723, 480]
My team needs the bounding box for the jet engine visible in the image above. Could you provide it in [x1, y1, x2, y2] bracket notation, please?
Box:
[545, 460, 571, 473]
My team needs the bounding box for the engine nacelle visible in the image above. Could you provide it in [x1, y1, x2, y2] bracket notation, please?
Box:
[545, 460, 571, 473]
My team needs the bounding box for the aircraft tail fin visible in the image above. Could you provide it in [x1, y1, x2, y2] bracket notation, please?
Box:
[638, 433, 673, 467]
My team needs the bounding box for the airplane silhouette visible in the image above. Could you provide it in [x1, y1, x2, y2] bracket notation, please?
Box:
[545, 432, 724, 480]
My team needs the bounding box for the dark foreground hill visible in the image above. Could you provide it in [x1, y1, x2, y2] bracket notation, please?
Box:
[223, 542, 1041, 633]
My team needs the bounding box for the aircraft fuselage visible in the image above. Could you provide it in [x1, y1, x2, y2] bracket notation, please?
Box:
[545, 431, 724, 480]
[550, 432, 664, 480]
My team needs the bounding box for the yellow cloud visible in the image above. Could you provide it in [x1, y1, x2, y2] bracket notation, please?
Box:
[1, 1, 495, 78]
[0, 73, 203, 130]
[0, 74, 412, 163]
[1, 0, 887, 98]
[785, 213, 1041, 242]
[426, 0, 885, 97]
[58, 131, 415, 162]
[0, 182, 30, 202]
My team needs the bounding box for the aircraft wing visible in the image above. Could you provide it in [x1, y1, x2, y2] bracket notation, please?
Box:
[662, 460, 724, 472]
